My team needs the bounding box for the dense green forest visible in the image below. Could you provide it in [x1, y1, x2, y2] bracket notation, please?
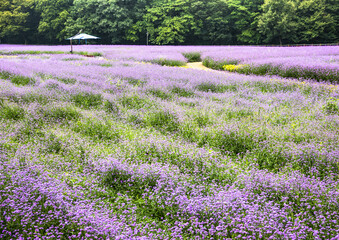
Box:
[0, 0, 338, 45]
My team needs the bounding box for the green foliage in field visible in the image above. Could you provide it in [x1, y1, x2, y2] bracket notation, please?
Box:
[171, 86, 195, 97]
[237, 64, 339, 83]
[119, 95, 151, 109]
[123, 77, 146, 86]
[323, 97, 339, 114]
[0, 71, 35, 86]
[43, 105, 81, 121]
[182, 52, 201, 62]
[10, 75, 35, 86]
[145, 111, 179, 133]
[147, 89, 172, 100]
[0, 105, 25, 120]
[149, 58, 186, 67]
[72, 92, 102, 109]
[57, 77, 77, 84]
[104, 100, 119, 114]
[202, 57, 239, 70]
[196, 83, 237, 93]
[0, 71, 11, 79]
[73, 119, 119, 141]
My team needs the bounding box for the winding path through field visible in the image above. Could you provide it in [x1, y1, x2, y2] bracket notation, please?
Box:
[186, 62, 212, 71]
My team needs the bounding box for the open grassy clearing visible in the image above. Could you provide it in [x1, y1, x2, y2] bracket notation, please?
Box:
[0, 45, 338, 239]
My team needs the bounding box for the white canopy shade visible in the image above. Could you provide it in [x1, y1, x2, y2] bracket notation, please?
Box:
[67, 33, 100, 40]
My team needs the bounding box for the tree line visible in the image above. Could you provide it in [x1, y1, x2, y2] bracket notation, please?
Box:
[1, 0, 338, 45]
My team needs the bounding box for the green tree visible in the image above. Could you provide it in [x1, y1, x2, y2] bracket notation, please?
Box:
[36, 0, 73, 43]
[258, 0, 298, 44]
[129, 0, 197, 45]
[65, 0, 152, 44]
[0, 0, 33, 43]
[227, 0, 264, 44]
[190, 0, 233, 45]
[296, 0, 336, 43]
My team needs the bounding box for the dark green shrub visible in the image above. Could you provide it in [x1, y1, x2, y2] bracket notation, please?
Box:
[72, 92, 102, 109]
[182, 52, 201, 62]
[150, 58, 186, 67]
[171, 86, 195, 97]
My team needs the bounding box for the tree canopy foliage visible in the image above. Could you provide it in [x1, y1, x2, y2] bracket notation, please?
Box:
[0, 0, 337, 44]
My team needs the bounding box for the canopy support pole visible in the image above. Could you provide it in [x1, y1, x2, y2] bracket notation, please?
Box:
[70, 39, 73, 53]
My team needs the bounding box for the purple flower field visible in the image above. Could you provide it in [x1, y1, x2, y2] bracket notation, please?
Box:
[0, 45, 338, 239]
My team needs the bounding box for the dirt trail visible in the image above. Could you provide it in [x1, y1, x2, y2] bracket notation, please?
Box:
[186, 62, 212, 71]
